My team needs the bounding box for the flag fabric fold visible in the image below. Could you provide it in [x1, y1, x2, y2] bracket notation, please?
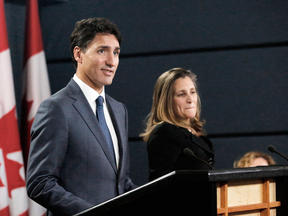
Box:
[0, 0, 29, 215]
[21, 0, 51, 215]
[21, 0, 51, 168]
[1, 0, 51, 214]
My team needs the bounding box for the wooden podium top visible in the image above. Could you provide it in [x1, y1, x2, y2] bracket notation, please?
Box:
[168, 165, 288, 182]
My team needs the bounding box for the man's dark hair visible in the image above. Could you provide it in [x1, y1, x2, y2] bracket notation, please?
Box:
[70, 17, 122, 68]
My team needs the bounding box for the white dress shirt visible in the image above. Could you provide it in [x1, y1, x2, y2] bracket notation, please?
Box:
[73, 74, 119, 168]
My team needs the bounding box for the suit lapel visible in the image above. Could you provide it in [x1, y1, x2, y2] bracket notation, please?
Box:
[181, 127, 214, 154]
[67, 80, 118, 173]
[105, 95, 125, 173]
[191, 135, 214, 154]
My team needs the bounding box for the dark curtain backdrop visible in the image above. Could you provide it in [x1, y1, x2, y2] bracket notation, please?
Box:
[5, 0, 288, 185]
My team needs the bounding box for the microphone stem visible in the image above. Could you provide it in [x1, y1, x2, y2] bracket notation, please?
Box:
[277, 151, 288, 162]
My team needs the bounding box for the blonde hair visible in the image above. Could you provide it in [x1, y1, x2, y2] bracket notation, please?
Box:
[140, 68, 205, 142]
[233, 151, 276, 168]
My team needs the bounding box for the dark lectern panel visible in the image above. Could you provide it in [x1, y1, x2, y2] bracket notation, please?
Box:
[75, 171, 217, 216]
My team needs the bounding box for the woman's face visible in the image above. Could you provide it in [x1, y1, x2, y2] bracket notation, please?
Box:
[250, 157, 269, 167]
[172, 76, 197, 125]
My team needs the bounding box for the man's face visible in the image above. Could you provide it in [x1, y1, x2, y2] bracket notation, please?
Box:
[75, 33, 120, 93]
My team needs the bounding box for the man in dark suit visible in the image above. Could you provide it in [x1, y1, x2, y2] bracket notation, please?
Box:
[26, 17, 136, 216]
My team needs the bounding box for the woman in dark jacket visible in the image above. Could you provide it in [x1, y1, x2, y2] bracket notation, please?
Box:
[141, 68, 214, 181]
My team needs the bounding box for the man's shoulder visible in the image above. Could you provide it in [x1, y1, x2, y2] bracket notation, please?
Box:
[40, 80, 78, 107]
[105, 94, 125, 107]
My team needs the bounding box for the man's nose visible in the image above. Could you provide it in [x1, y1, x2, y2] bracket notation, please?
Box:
[106, 53, 117, 67]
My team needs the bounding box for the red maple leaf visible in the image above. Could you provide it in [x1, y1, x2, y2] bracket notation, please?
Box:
[0, 206, 10, 216]
[0, 107, 26, 198]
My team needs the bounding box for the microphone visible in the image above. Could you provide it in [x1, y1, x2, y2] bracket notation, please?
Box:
[268, 145, 288, 162]
[183, 148, 213, 169]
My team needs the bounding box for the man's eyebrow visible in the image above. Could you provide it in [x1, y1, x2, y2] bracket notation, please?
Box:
[98, 45, 120, 50]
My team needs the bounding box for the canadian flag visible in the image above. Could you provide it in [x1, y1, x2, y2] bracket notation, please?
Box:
[21, 0, 50, 215]
[0, 0, 29, 215]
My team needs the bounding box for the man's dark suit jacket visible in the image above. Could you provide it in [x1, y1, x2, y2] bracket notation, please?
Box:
[26, 79, 135, 216]
[147, 122, 214, 181]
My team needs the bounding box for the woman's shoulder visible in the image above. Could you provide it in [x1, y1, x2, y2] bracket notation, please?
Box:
[154, 122, 180, 132]
[150, 122, 188, 141]
[147, 122, 186, 148]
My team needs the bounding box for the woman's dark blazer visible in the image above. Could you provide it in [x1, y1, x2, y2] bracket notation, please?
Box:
[147, 122, 214, 181]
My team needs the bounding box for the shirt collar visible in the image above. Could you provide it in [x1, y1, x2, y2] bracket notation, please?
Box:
[73, 74, 106, 104]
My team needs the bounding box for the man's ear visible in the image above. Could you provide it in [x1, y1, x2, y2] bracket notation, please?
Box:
[73, 46, 82, 64]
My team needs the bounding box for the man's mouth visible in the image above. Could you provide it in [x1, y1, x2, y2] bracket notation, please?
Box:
[102, 69, 113, 75]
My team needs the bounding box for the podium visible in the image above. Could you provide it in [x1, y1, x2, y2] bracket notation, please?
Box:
[75, 166, 288, 216]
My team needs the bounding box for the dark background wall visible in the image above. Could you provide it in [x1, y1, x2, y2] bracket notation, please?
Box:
[4, 0, 288, 186]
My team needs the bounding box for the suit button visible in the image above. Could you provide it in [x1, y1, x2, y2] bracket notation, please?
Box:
[208, 158, 213, 165]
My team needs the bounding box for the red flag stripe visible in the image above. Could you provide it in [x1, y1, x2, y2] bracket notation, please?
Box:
[23, 0, 44, 64]
[0, 0, 9, 52]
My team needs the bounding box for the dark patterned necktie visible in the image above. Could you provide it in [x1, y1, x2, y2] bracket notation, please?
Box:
[96, 96, 116, 164]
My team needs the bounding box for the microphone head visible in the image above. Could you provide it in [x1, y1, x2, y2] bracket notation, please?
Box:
[268, 145, 276, 153]
[183, 148, 195, 157]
